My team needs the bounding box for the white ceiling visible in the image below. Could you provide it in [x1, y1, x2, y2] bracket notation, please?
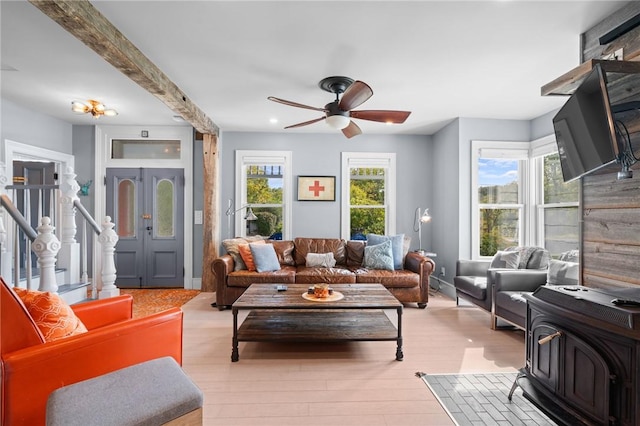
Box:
[0, 0, 630, 137]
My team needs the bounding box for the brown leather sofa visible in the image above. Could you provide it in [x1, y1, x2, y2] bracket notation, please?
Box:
[213, 237, 435, 309]
[0, 277, 183, 426]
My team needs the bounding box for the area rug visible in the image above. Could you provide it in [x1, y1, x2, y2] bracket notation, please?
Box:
[416, 372, 556, 426]
[119, 289, 200, 318]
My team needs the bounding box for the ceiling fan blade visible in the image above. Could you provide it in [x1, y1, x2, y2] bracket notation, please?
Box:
[342, 121, 362, 139]
[268, 96, 326, 112]
[284, 116, 325, 129]
[350, 110, 411, 124]
[339, 81, 373, 111]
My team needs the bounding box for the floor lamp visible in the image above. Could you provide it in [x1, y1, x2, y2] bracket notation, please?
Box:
[225, 199, 258, 238]
[414, 207, 431, 254]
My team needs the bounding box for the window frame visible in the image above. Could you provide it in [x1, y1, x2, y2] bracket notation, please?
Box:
[234, 150, 292, 239]
[341, 152, 396, 240]
[471, 140, 530, 259]
[531, 136, 580, 257]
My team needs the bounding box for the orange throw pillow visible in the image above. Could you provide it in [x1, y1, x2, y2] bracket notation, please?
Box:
[238, 240, 265, 271]
[13, 287, 88, 342]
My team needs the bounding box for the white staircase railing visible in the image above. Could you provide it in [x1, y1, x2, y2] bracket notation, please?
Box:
[0, 162, 119, 300]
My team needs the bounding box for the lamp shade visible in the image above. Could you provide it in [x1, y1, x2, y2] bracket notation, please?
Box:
[325, 114, 350, 130]
[420, 208, 432, 223]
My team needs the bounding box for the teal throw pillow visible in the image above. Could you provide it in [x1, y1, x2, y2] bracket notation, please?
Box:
[363, 240, 394, 271]
[367, 233, 404, 270]
[250, 243, 281, 272]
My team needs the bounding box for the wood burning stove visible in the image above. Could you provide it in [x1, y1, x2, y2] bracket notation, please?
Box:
[514, 285, 640, 425]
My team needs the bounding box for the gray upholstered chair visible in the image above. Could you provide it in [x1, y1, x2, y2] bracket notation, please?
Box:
[492, 256, 579, 330]
[454, 247, 551, 328]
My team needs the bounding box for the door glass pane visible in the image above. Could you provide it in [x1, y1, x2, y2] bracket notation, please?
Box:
[155, 179, 174, 237]
[117, 179, 136, 237]
[479, 208, 520, 256]
[111, 139, 180, 159]
[478, 159, 519, 204]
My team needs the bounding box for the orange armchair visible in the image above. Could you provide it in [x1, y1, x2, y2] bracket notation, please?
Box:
[0, 278, 183, 426]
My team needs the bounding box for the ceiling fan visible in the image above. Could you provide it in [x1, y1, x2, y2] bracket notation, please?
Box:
[268, 76, 411, 138]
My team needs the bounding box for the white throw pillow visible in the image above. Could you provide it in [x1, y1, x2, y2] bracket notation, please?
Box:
[305, 252, 336, 268]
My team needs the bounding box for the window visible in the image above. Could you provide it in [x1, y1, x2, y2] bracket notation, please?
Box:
[235, 151, 292, 239]
[472, 142, 529, 259]
[341, 153, 396, 239]
[537, 152, 580, 257]
[472, 139, 580, 259]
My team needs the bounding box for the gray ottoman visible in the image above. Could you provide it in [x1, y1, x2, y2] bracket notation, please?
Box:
[46, 357, 203, 426]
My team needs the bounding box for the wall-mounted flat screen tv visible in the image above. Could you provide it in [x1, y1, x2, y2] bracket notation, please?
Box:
[553, 64, 619, 183]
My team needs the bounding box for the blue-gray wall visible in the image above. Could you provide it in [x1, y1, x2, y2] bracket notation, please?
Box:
[219, 131, 433, 248]
[1, 99, 72, 152]
[3, 95, 559, 291]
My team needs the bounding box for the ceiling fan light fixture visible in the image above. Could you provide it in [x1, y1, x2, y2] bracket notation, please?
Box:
[325, 114, 350, 130]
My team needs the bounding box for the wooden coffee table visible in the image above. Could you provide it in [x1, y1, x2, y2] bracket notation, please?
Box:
[231, 283, 403, 362]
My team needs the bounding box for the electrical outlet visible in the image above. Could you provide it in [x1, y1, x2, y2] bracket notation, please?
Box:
[440, 266, 445, 276]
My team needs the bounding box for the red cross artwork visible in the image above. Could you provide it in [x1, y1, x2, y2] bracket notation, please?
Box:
[308, 180, 325, 197]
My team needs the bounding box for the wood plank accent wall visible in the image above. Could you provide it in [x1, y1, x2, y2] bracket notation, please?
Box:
[577, 2, 640, 289]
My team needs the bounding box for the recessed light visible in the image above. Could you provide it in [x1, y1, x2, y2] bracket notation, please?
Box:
[269, 118, 278, 124]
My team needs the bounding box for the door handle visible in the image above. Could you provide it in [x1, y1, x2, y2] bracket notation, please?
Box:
[146, 226, 153, 231]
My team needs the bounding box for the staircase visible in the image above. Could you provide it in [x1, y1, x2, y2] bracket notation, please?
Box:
[0, 163, 119, 303]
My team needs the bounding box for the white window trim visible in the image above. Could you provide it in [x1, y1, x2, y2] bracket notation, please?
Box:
[532, 135, 580, 252]
[341, 152, 396, 240]
[471, 140, 530, 259]
[234, 150, 292, 239]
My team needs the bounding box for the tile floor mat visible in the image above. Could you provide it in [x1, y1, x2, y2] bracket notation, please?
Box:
[416, 372, 557, 426]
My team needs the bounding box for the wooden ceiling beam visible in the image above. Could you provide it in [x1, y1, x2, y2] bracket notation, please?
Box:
[29, 0, 219, 135]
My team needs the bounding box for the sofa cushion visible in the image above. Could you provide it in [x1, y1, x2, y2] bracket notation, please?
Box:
[238, 240, 265, 271]
[366, 234, 404, 270]
[294, 266, 356, 284]
[363, 240, 394, 271]
[453, 276, 487, 300]
[355, 268, 420, 288]
[495, 290, 528, 317]
[223, 236, 266, 271]
[306, 252, 336, 268]
[490, 251, 520, 269]
[13, 287, 88, 342]
[227, 266, 297, 287]
[547, 259, 579, 286]
[270, 240, 295, 266]
[250, 242, 281, 272]
[294, 238, 346, 266]
[346, 240, 366, 267]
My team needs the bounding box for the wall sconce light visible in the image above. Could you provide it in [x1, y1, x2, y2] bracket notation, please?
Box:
[225, 199, 257, 238]
[414, 207, 431, 254]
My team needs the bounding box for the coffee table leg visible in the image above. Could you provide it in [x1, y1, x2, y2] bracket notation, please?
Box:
[231, 307, 239, 362]
[396, 307, 404, 361]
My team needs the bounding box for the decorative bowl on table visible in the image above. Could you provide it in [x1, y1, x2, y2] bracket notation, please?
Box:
[309, 284, 333, 298]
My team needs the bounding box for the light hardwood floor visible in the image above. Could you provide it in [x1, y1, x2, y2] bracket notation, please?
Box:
[181, 290, 525, 426]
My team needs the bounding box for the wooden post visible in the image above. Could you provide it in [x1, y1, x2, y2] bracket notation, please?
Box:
[201, 134, 218, 292]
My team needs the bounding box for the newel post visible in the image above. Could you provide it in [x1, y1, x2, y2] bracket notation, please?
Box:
[57, 166, 81, 284]
[98, 216, 120, 299]
[32, 217, 61, 292]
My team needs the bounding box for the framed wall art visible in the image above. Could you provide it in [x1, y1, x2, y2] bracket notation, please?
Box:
[297, 176, 335, 201]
